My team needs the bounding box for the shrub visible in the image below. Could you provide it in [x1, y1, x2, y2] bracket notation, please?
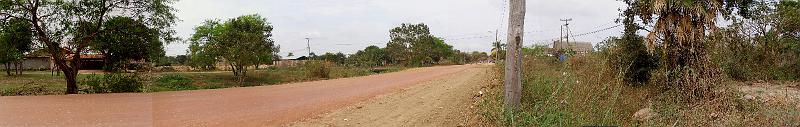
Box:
[304, 61, 330, 79]
[600, 36, 658, 86]
[80, 73, 143, 93]
[154, 74, 196, 91]
[1, 82, 62, 96]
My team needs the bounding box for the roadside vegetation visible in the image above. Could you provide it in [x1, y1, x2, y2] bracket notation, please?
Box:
[0, 19, 491, 96]
[1, 66, 407, 96]
[481, 0, 799, 126]
[1, 2, 490, 96]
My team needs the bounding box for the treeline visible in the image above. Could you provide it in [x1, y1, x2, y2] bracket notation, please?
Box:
[709, 0, 800, 81]
[309, 23, 490, 67]
[182, 16, 489, 81]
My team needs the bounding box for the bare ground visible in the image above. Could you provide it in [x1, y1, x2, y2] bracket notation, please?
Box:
[288, 65, 492, 127]
[0, 65, 478, 127]
[739, 81, 800, 107]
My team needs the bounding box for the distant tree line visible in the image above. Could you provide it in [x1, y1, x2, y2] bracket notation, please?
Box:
[184, 22, 490, 71]
[307, 23, 490, 67]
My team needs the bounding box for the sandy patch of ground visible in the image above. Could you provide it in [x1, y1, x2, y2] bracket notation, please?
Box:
[288, 65, 492, 127]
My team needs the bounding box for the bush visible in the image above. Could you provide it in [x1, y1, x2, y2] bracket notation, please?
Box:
[1, 82, 62, 96]
[600, 36, 658, 86]
[304, 61, 330, 79]
[80, 73, 143, 93]
[154, 74, 196, 91]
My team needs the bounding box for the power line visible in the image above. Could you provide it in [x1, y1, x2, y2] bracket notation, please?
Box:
[530, 23, 623, 45]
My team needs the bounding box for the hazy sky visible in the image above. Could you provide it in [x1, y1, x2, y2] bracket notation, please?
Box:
[166, 0, 627, 57]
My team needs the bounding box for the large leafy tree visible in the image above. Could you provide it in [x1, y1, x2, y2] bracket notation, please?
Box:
[386, 23, 430, 65]
[189, 14, 278, 82]
[386, 23, 456, 66]
[0, 0, 179, 94]
[91, 16, 164, 71]
[624, 0, 751, 100]
[348, 45, 389, 67]
[0, 18, 33, 76]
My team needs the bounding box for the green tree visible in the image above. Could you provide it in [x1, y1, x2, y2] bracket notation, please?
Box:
[91, 17, 164, 71]
[189, 14, 278, 82]
[491, 41, 506, 61]
[709, 0, 800, 80]
[386, 23, 455, 66]
[316, 52, 346, 65]
[348, 45, 389, 67]
[0, 18, 33, 76]
[386, 23, 430, 65]
[605, 6, 659, 85]
[1, 0, 179, 94]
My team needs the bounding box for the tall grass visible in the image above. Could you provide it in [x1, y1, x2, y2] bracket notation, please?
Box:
[479, 44, 800, 126]
[480, 53, 648, 126]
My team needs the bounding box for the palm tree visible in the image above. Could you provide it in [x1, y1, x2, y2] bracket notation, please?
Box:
[491, 41, 506, 61]
[624, 0, 751, 100]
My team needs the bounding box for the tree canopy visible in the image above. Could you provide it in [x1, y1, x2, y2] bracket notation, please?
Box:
[189, 14, 279, 81]
[0, 0, 179, 94]
[91, 16, 164, 71]
[385, 23, 457, 66]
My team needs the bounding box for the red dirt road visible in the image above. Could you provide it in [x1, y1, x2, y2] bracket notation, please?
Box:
[0, 65, 474, 127]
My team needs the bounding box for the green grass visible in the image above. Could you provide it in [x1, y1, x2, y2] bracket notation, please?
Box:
[480, 55, 648, 126]
[481, 54, 800, 126]
[1, 66, 407, 96]
[0, 72, 103, 95]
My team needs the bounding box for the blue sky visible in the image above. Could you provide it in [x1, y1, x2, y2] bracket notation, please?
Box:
[166, 0, 626, 57]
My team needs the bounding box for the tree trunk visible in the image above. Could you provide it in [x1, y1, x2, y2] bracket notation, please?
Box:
[15, 61, 22, 75]
[230, 64, 238, 76]
[504, 0, 526, 109]
[65, 70, 78, 94]
[5, 63, 10, 76]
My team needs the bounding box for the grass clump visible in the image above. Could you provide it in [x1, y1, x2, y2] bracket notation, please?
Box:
[1, 82, 63, 96]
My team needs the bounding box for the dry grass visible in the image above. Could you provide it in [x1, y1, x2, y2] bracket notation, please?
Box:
[479, 53, 800, 126]
[479, 54, 648, 126]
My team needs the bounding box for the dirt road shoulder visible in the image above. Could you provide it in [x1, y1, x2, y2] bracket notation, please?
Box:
[289, 65, 492, 127]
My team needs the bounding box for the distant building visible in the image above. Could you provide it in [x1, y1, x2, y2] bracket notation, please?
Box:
[0, 54, 107, 71]
[552, 40, 594, 54]
[0, 56, 52, 70]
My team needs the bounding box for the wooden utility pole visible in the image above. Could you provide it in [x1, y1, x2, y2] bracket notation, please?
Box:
[504, 0, 525, 109]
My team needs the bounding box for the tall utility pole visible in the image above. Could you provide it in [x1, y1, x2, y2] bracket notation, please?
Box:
[305, 38, 312, 57]
[504, 0, 525, 109]
[559, 18, 572, 50]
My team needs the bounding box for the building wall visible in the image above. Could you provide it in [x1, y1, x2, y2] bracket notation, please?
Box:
[553, 41, 594, 53]
[0, 58, 52, 70]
